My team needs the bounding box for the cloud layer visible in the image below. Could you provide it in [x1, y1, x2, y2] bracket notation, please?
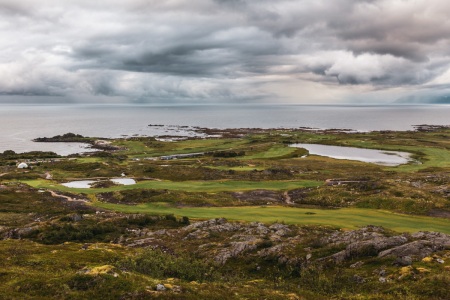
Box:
[1, 0, 450, 103]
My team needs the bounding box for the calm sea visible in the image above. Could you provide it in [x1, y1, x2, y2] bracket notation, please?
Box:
[1, 104, 449, 155]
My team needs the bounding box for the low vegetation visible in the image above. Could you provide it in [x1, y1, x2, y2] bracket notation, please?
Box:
[1, 126, 449, 299]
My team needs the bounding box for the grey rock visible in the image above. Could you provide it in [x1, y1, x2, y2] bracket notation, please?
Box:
[156, 284, 166, 291]
[328, 235, 408, 263]
[350, 261, 364, 268]
[269, 223, 292, 236]
[184, 230, 210, 240]
[71, 214, 83, 222]
[215, 237, 263, 264]
[379, 241, 434, 259]
[184, 218, 241, 234]
[394, 256, 412, 266]
[353, 275, 366, 284]
[323, 226, 386, 246]
[127, 238, 156, 248]
[245, 222, 270, 235]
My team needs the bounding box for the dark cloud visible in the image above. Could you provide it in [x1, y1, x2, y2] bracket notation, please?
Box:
[1, 0, 450, 103]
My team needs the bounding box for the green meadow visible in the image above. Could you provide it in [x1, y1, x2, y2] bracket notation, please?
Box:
[94, 202, 450, 234]
[23, 178, 322, 194]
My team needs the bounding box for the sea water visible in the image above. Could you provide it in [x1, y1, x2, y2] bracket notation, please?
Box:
[1, 104, 449, 155]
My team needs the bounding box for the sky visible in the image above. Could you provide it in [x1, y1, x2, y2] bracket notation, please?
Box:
[1, 0, 450, 104]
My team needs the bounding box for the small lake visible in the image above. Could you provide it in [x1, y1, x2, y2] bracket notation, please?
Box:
[61, 178, 136, 188]
[290, 143, 412, 166]
[111, 178, 136, 185]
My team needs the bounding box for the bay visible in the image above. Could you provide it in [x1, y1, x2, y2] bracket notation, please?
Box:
[1, 104, 449, 155]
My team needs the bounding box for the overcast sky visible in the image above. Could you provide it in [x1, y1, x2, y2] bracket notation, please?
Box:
[1, 0, 450, 104]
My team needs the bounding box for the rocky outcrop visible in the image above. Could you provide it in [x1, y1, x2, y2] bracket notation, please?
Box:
[214, 236, 264, 264]
[320, 227, 450, 263]
[378, 232, 450, 259]
[183, 218, 241, 233]
[117, 219, 450, 268]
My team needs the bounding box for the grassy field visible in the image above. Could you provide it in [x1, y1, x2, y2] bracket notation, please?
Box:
[24, 179, 322, 194]
[116, 138, 249, 158]
[331, 139, 450, 172]
[243, 144, 298, 159]
[94, 202, 450, 234]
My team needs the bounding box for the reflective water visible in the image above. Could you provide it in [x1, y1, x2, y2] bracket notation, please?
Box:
[1, 104, 449, 154]
[61, 178, 136, 188]
[110, 178, 136, 185]
[61, 180, 96, 188]
[290, 143, 412, 166]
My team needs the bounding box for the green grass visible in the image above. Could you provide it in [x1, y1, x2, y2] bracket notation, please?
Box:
[205, 165, 267, 171]
[23, 179, 322, 194]
[244, 144, 298, 159]
[117, 138, 249, 158]
[394, 147, 450, 172]
[333, 140, 450, 172]
[94, 203, 450, 234]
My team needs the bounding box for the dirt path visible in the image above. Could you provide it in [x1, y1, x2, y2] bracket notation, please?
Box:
[48, 190, 89, 203]
[283, 191, 294, 205]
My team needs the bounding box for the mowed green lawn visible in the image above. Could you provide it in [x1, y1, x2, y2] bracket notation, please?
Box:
[339, 140, 450, 172]
[94, 202, 450, 234]
[24, 179, 322, 194]
[243, 144, 298, 159]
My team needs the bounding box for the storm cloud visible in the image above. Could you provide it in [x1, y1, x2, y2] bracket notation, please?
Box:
[1, 0, 450, 103]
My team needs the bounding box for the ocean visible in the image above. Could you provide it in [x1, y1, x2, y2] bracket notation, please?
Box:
[1, 104, 449, 155]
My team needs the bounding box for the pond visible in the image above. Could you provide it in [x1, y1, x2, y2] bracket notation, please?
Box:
[61, 178, 136, 188]
[110, 178, 136, 185]
[290, 143, 412, 166]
